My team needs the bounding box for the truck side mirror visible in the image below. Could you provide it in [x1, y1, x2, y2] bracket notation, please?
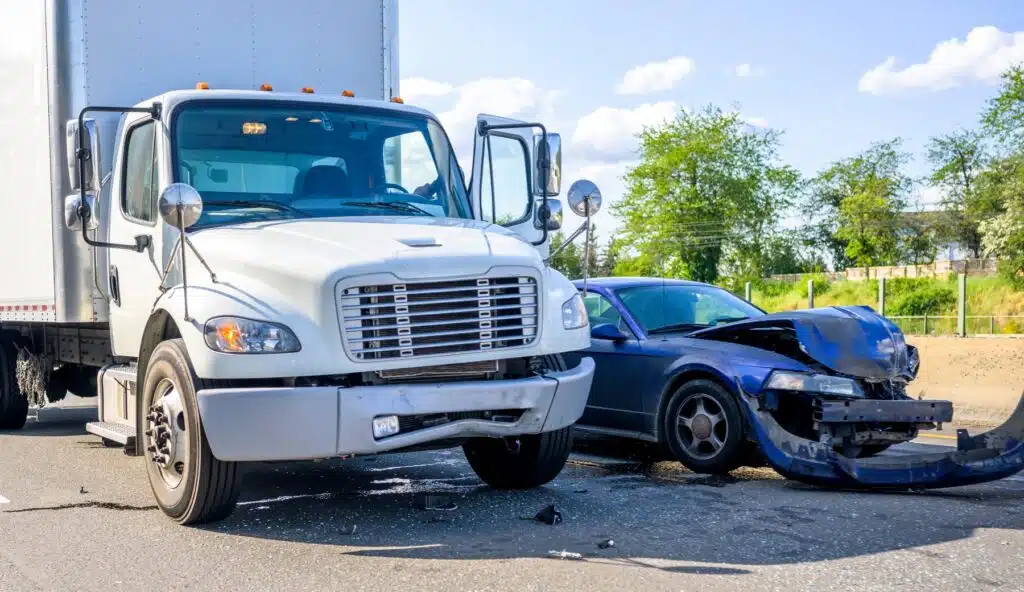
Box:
[66, 118, 102, 194]
[533, 132, 561, 197]
[534, 198, 562, 231]
[64, 193, 99, 231]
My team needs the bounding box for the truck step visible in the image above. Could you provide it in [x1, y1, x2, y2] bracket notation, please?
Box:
[85, 421, 135, 448]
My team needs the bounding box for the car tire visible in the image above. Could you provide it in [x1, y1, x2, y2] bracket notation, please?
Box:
[663, 379, 745, 474]
[463, 354, 574, 489]
[0, 340, 29, 431]
[141, 339, 242, 525]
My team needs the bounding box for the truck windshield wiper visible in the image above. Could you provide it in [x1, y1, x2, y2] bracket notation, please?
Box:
[203, 200, 311, 216]
[343, 200, 433, 217]
[647, 323, 706, 335]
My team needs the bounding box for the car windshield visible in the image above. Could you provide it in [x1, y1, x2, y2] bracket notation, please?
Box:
[615, 284, 765, 334]
[172, 102, 471, 229]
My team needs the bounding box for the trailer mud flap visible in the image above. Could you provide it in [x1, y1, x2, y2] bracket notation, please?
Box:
[741, 392, 1024, 489]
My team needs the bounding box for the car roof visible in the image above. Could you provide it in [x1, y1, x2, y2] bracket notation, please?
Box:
[571, 276, 708, 290]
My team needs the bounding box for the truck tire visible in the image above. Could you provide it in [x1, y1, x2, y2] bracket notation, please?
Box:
[141, 339, 241, 525]
[462, 354, 574, 489]
[0, 340, 29, 430]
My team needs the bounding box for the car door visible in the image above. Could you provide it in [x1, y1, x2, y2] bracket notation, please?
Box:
[575, 290, 648, 432]
[106, 113, 166, 357]
[469, 115, 546, 249]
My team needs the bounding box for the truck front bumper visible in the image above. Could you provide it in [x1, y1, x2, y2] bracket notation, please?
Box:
[196, 357, 595, 462]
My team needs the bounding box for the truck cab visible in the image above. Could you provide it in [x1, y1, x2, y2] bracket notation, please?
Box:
[0, 0, 598, 526]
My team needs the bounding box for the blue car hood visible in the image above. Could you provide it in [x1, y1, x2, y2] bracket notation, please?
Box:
[688, 305, 919, 381]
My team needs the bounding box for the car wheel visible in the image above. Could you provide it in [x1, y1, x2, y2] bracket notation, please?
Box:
[663, 379, 745, 474]
[142, 339, 242, 525]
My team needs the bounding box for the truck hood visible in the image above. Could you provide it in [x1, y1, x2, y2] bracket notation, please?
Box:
[185, 216, 543, 283]
[688, 305, 919, 382]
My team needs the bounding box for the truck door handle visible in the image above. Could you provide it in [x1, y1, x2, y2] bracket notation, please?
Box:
[109, 265, 121, 307]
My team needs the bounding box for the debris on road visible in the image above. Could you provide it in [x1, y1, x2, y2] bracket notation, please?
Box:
[533, 504, 562, 525]
[597, 538, 615, 549]
[79, 486, 88, 494]
[413, 493, 458, 511]
[339, 525, 358, 535]
[547, 550, 583, 560]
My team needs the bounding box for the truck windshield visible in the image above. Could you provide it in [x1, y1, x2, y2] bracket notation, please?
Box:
[171, 102, 471, 229]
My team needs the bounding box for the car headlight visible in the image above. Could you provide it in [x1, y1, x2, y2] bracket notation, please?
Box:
[204, 317, 301, 354]
[561, 293, 588, 330]
[764, 370, 863, 397]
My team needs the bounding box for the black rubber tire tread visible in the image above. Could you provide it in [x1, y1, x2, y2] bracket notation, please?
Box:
[143, 339, 241, 525]
[463, 354, 575, 489]
[662, 378, 746, 475]
[0, 340, 29, 430]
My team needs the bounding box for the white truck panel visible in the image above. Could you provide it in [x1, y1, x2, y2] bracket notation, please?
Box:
[0, 2, 58, 321]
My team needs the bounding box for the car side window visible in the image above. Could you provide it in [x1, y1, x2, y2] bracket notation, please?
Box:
[582, 292, 632, 335]
[122, 120, 158, 223]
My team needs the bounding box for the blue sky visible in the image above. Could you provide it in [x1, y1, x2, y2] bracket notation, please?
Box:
[398, 1, 1024, 234]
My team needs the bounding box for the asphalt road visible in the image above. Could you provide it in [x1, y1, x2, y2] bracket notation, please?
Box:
[2, 400, 1023, 592]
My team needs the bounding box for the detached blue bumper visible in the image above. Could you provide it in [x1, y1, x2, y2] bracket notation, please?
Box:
[742, 392, 1024, 489]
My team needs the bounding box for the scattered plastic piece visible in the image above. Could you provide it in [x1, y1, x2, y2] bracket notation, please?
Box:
[547, 550, 583, 560]
[573, 489, 589, 494]
[339, 525, 357, 535]
[597, 538, 615, 549]
[79, 486, 88, 494]
[534, 504, 562, 525]
[413, 493, 457, 511]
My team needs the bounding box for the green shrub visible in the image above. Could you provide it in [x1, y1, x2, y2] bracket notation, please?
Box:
[756, 279, 793, 299]
[888, 285, 956, 316]
[797, 274, 831, 299]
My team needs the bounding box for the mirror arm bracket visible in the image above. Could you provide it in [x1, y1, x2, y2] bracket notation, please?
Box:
[76, 104, 161, 253]
[477, 120, 551, 247]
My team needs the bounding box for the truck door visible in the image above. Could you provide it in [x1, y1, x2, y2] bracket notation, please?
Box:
[470, 115, 549, 252]
[106, 111, 166, 357]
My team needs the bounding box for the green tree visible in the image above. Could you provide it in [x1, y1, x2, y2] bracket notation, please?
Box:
[597, 237, 622, 277]
[978, 155, 1024, 286]
[982, 64, 1024, 149]
[582, 224, 601, 275]
[614, 104, 800, 283]
[926, 129, 991, 257]
[804, 139, 912, 268]
[548, 230, 583, 279]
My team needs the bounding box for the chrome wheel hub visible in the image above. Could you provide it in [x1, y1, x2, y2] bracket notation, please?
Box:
[146, 379, 187, 489]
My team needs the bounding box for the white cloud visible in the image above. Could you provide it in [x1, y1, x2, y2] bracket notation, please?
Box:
[616, 57, 695, 95]
[735, 63, 753, 78]
[858, 26, 1024, 94]
[399, 77, 455, 103]
[571, 101, 679, 163]
[744, 116, 769, 128]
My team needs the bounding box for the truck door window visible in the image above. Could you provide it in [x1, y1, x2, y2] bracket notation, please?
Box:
[383, 131, 437, 194]
[121, 121, 158, 224]
[480, 134, 531, 225]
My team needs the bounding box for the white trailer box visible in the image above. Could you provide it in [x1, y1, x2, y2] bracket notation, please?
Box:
[0, 0, 398, 323]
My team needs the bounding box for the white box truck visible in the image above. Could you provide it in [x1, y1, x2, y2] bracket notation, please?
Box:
[0, 0, 601, 524]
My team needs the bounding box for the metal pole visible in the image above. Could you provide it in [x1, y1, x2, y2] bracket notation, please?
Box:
[878, 277, 886, 316]
[957, 273, 967, 337]
[990, 316, 995, 335]
[807, 279, 814, 309]
[924, 314, 928, 335]
[745, 281, 752, 303]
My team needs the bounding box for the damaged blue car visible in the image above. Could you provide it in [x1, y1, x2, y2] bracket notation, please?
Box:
[565, 277, 1024, 489]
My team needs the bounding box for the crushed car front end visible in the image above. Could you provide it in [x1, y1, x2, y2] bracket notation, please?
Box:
[693, 305, 1024, 489]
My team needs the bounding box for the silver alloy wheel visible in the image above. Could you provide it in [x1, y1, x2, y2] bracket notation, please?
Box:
[675, 392, 728, 460]
[146, 378, 188, 489]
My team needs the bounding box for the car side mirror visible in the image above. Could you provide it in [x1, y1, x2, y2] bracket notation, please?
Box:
[591, 323, 627, 341]
[533, 132, 561, 197]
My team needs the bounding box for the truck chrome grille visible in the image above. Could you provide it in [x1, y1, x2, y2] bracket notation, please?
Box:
[340, 276, 539, 361]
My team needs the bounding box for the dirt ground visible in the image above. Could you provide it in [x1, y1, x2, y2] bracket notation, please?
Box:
[905, 336, 1024, 426]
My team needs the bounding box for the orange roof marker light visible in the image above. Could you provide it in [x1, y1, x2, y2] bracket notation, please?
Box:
[301, 87, 315, 94]
[390, 96, 404, 104]
[196, 82, 210, 90]
[341, 90, 355, 97]
[260, 83, 273, 91]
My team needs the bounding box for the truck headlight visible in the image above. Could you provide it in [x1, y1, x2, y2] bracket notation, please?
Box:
[764, 370, 863, 397]
[561, 293, 588, 330]
[204, 317, 301, 354]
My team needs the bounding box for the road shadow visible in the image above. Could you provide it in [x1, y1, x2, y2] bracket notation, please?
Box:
[5, 405, 96, 438]
[191, 446, 1024, 574]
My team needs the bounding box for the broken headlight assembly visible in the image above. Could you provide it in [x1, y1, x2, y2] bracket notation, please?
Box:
[764, 370, 864, 397]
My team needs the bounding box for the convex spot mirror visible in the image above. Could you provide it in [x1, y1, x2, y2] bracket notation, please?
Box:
[158, 183, 204, 229]
[534, 198, 563, 231]
[567, 179, 602, 217]
[533, 133, 562, 197]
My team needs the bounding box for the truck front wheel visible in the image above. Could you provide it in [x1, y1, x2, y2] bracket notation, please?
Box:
[141, 339, 242, 525]
[462, 354, 575, 489]
[0, 340, 29, 430]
